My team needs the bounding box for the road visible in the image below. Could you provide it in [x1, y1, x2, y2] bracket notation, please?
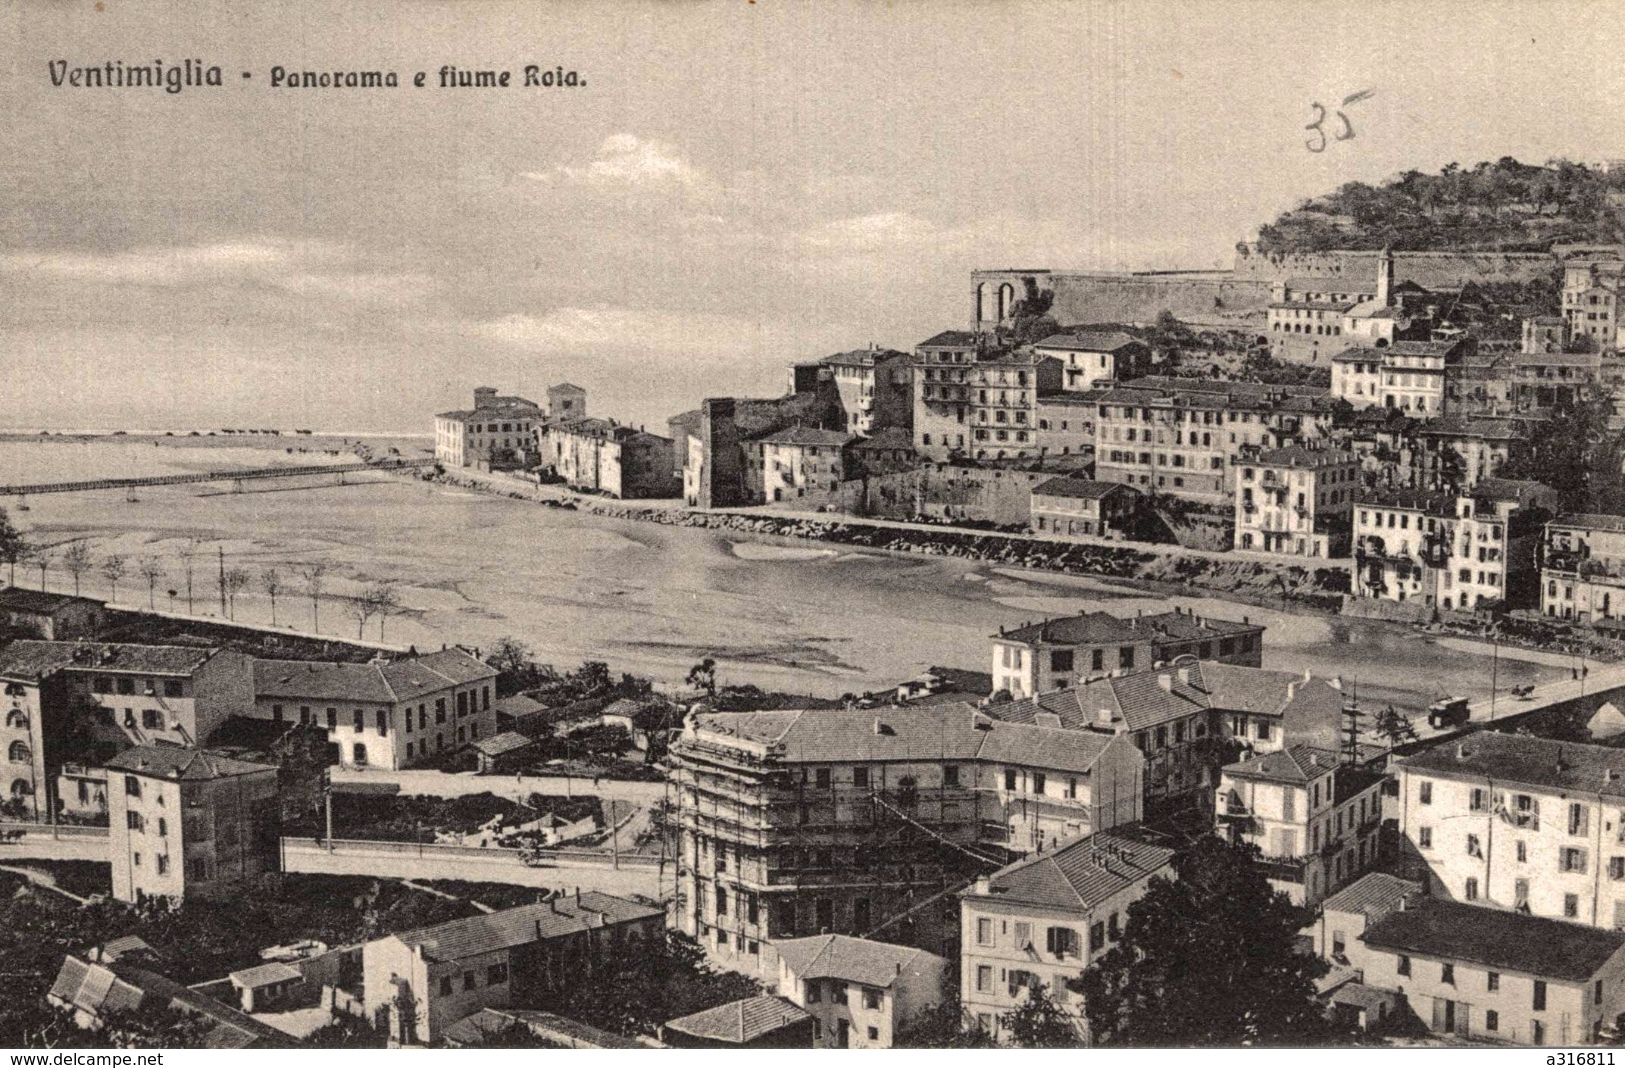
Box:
[329, 766, 665, 805]
[281, 839, 666, 899]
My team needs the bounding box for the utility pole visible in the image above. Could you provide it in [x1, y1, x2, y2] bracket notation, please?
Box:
[610, 798, 619, 870]
[325, 785, 334, 854]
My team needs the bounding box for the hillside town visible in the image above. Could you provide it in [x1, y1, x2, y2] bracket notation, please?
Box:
[19, 165, 1625, 1051]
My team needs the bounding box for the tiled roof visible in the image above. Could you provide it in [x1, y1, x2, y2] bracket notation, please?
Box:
[1474, 478, 1553, 502]
[0, 640, 217, 681]
[972, 829, 1174, 912]
[775, 934, 939, 988]
[917, 330, 982, 349]
[228, 962, 301, 988]
[662, 995, 810, 1044]
[757, 426, 855, 448]
[1034, 331, 1145, 352]
[472, 731, 535, 757]
[1362, 896, 1625, 982]
[1269, 300, 1356, 312]
[549, 382, 586, 394]
[995, 608, 1260, 648]
[1551, 512, 1625, 534]
[105, 745, 277, 781]
[1356, 487, 1458, 513]
[1197, 663, 1344, 723]
[253, 649, 493, 705]
[1032, 477, 1131, 500]
[1398, 731, 1625, 800]
[49, 957, 284, 1049]
[821, 347, 909, 368]
[1320, 872, 1422, 922]
[392, 892, 661, 963]
[437, 401, 541, 420]
[684, 704, 1124, 775]
[1223, 743, 1341, 783]
[0, 588, 103, 614]
[445, 1007, 652, 1048]
[494, 693, 547, 719]
[1254, 446, 1357, 469]
[1285, 275, 1372, 294]
[851, 427, 916, 451]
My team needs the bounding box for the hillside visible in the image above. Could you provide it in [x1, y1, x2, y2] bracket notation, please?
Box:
[1254, 157, 1625, 253]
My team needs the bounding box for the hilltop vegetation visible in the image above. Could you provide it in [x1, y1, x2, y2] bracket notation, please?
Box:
[1255, 157, 1625, 253]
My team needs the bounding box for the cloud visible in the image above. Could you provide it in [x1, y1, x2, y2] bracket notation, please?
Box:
[523, 134, 712, 194]
[472, 305, 782, 357]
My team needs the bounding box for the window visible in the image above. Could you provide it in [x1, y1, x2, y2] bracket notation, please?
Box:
[1465, 877, 1478, 901]
[853, 767, 868, 789]
[141, 708, 160, 730]
[124, 775, 141, 797]
[126, 811, 144, 832]
[1571, 802, 1590, 836]
[1046, 926, 1079, 959]
[977, 918, 994, 945]
[1014, 921, 1032, 948]
[1051, 649, 1074, 674]
[1090, 921, 1105, 953]
[487, 962, 508, 985]
[1517, 840, 1527, 864]
[1466, 834, 1481, 858]
[867, 1027, 879, 1041]
[1004, 768, 1017, 791]
[116, 678, 134, 696]
[326, 708, 337, 729]
[1419, 781, 1432, 805]
[832, 982, 848, 1006]
[1485, 1010, 1499, 1033]
[1566, 893, 1581, 918]
[163, 679, 182, 698]
[1487, 971, 1500, 991]
[1397, 955, 1411, 977]
[1534, 980, 1547, 1011]
[352, 743, 367, 766]
[1119, 646, 1135, 669]
[1418, 826, 1432, 849]
[807, 981, 822, 1003]
[1470, 788, 1487, 812]
[816, 768, 831, 789]
[1613, 857, 1625, 882]
[156, 854, 168, 874]
[1032, 772, 1046, 795]
[943, 764, 959, 788]
[1562, 847, 1589, 874]
[377, 709, 388, 735]
[864, 989, 881, 1010]
[1441, 963, 1454, 986]
[353, 709, 364, 732]
[439, 976, 453, 996]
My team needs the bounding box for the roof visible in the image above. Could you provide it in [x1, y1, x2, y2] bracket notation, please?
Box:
[253, 648, 494, 705]
[0, 640, 218, 681]
[49, 957, 284, 1049]
[549, 382, 587, 394]
[1285, 275, 1374, 294]
[391, 892, 662, 963]
[1032, 477, 1133, 500]
[662, 996, 810, 1045]
[1551, 512, 1625, 534]
[228, 962, 301, 988]
[1320, 872, 1423, 922]
[821, 347, 908, 368]
[995, 608, 1261, 648]
[472, 731, 536, 758]
[970, 829, 1175, 913]
[1034, 331, 1146, 353]
[1474, 478, 1553, 502]
[105, 745, 277, 781]
[1397, 731, 1625, 800]
[1253, 446, 1357, 470]
[756, 426, 855, 448]
[437, 402, 542, 421]
[917, 330, 982, 349]
[850, 427, 916, 451]
[1363, 896, 1625, 982]
[1356, 486, 1458, 513]
[682, 703, 1126, 775]
[444, 1007, 652, 1049]
[0, 588, 103, 614]
[773, 934, 939, 988]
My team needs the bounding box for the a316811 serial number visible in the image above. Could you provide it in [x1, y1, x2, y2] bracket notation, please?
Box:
[1548, 1054, 1615, 1065]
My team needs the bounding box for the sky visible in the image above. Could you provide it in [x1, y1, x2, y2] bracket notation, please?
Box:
[5, 0, 1625, 433]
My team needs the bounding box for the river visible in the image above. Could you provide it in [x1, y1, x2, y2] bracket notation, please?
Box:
[0, 438, 1553, 715]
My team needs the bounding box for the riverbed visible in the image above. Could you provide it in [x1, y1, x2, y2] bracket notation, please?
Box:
[0, 439, 1548, 713]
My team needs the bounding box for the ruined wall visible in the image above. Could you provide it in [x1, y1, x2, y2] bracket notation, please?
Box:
[1230, 247, 1557, 287]
[794, 464, 1054, 526]
[695, 391, 839, 508]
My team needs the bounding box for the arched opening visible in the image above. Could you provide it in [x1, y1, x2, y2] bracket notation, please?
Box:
[7, 742, 29, 765]
[10, 779, 32, 798]
[997, 283, 1016, 321]
[975, 282, 992, 324]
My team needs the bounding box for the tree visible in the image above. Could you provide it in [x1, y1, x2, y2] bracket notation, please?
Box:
[28, 545, 50, 592]
[222, 566, 251, 620]
[1000, 982, 1080, 1048]
[99, 553, 127, 603]
[1499, 391, 1623, 513]
[60, 541, 92, 597]
[347, 582, 399, 640]
[895, 995, 997, 1048]
[1081, 835, 1336, 1046]
[548, 929, 760, 1037]
[298, 561, 329, 633]
[686, 657, 718, 697]
[136, 555, 164, 611]
[1373, 704, 1417, 745]
[176, 538, 201, 613]
[260, 566, 284, 626]
[0, 508, 25, 587]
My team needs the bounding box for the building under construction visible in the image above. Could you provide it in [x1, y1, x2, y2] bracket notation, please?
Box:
[666, 703, 1145, 977]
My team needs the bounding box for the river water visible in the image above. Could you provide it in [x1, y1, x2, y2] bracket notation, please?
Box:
[0, 439, 1553, 714]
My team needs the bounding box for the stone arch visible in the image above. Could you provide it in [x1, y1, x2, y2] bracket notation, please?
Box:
[997, 282, 1016, 321]
[975, 282, 992, 324]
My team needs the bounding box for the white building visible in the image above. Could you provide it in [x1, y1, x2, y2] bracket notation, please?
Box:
[1233, 446, 1359, 558]
[774, 934, 948, 1048]
[433, 387, 544, 468]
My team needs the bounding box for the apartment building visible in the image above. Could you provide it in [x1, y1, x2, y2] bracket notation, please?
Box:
[434, 387, 545, 468]
[1233, 446, 1359, 558]
[105, 745, 280, 903]
[966, 352, 1064, 461]
[1028, 478, 1138, 540]
[1033, 392, 1097, 457]
[774, 934, 948, 1049]
[362, 891, 664, 1045]
[0, 641, 254, 819]
[989, 607, 1265, 698]
[665, 704, 1145, 977]
[1330, 339, 1472, 415]
[1396, 732, 1625, 931]
[759, 427, 855, 502]
[958, 829, 1174, 1043]
[1214, 744, 1385, 907]
[815, 346, 913, 436]
[1031, 331, 1151, 393]
[1562, 253, 1625, 351]
[911, 330, 985, 460]
[250, 648, 497, 770]
[1347, 891, 1625, 1045]
[1091, 377, 1339, 504]
[1353, 488, 1516, 610]
[1542, 513, 1625, 622]
[536, 417, 681, 499]
[1414, 415, 1529, 487]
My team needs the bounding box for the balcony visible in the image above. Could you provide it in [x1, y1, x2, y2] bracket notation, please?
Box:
[1256, 856, 1308, 884]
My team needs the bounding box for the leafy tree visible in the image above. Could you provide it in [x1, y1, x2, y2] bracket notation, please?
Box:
[895, 995, 997, 1048]
[1372, 704, 1417, 746]
[1500, 391, 1624, 513]
[1080, 835, 1335, 1046]
[548, 930, 760, 1037]
[436, 1020, 565, 1048]
[686, 657, 718, 697]
[306, 1014, 388, 1049]
[222, 566, 251, 620]
[1000, 982, 1080, 1047]
[60, 541, 92, 597]
[99, 553, 126, 602]
[364, 581, 402, 640]
[0, 508, 26, 586]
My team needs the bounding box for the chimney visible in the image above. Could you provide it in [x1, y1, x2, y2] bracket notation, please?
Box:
[1158, 674, 1173, 692]
[1286, 679, 1300, 702]
[1456, 742, 1469, 760]
[1178, 665, 1195, 686]
[1096, 706, 1115, 727]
